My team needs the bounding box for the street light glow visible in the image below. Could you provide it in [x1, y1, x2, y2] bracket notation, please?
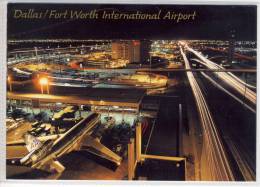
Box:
[39, 77, 48, 85]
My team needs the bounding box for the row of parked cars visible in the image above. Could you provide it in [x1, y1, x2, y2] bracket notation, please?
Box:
[28, 121, 52, 136]
[100, 118, 135, 158]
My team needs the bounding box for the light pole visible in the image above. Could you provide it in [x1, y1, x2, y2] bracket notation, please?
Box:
[39, 77, 49, 94]
[58, 51, 62, 75]
[149, 52, 152, 69]
[34, 47, 39, 70]
[7, 76, 12, 92]
[149, 53, 152, 84]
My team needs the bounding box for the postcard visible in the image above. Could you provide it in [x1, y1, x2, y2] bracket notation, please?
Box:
[4, 2, 257, 181]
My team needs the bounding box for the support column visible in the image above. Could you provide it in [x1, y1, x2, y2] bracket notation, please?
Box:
[136, 122, 142, 162]
[128, 138, 135, 180]
[178, 103, 183, 156]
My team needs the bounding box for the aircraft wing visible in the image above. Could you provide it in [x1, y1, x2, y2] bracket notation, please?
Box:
[81, 136, 122, 166]
[7, 134, 60, 146]
[7, 153, 65, 173]
[31, 157, 65, 173]
[6, 139, 25, 146]
[6, 157, 23, 166]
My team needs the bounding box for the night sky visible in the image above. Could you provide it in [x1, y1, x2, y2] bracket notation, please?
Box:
[7, 4, 257, 41]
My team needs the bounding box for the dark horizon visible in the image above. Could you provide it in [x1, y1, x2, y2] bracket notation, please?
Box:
[8, 4, 257, 41]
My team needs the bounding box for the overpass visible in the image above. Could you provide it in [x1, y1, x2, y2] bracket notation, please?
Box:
[203, 47, 256, 62]
[7, 88, 146, 110]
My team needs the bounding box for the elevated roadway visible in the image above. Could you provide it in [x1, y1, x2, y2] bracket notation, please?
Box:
[180, 46, 234, 181]
[7, 87, 146, 109]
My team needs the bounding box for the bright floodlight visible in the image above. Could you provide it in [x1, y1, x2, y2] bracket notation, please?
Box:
[39, 77, 48, 85]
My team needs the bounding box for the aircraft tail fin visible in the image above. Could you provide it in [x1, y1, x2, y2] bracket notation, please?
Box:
[50, 160, 65, 173]
[82, 136, 122, 166]
[31, 159, 65, 173]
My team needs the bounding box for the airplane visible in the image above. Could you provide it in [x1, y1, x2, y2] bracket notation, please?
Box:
[7, 112, 122, 173]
